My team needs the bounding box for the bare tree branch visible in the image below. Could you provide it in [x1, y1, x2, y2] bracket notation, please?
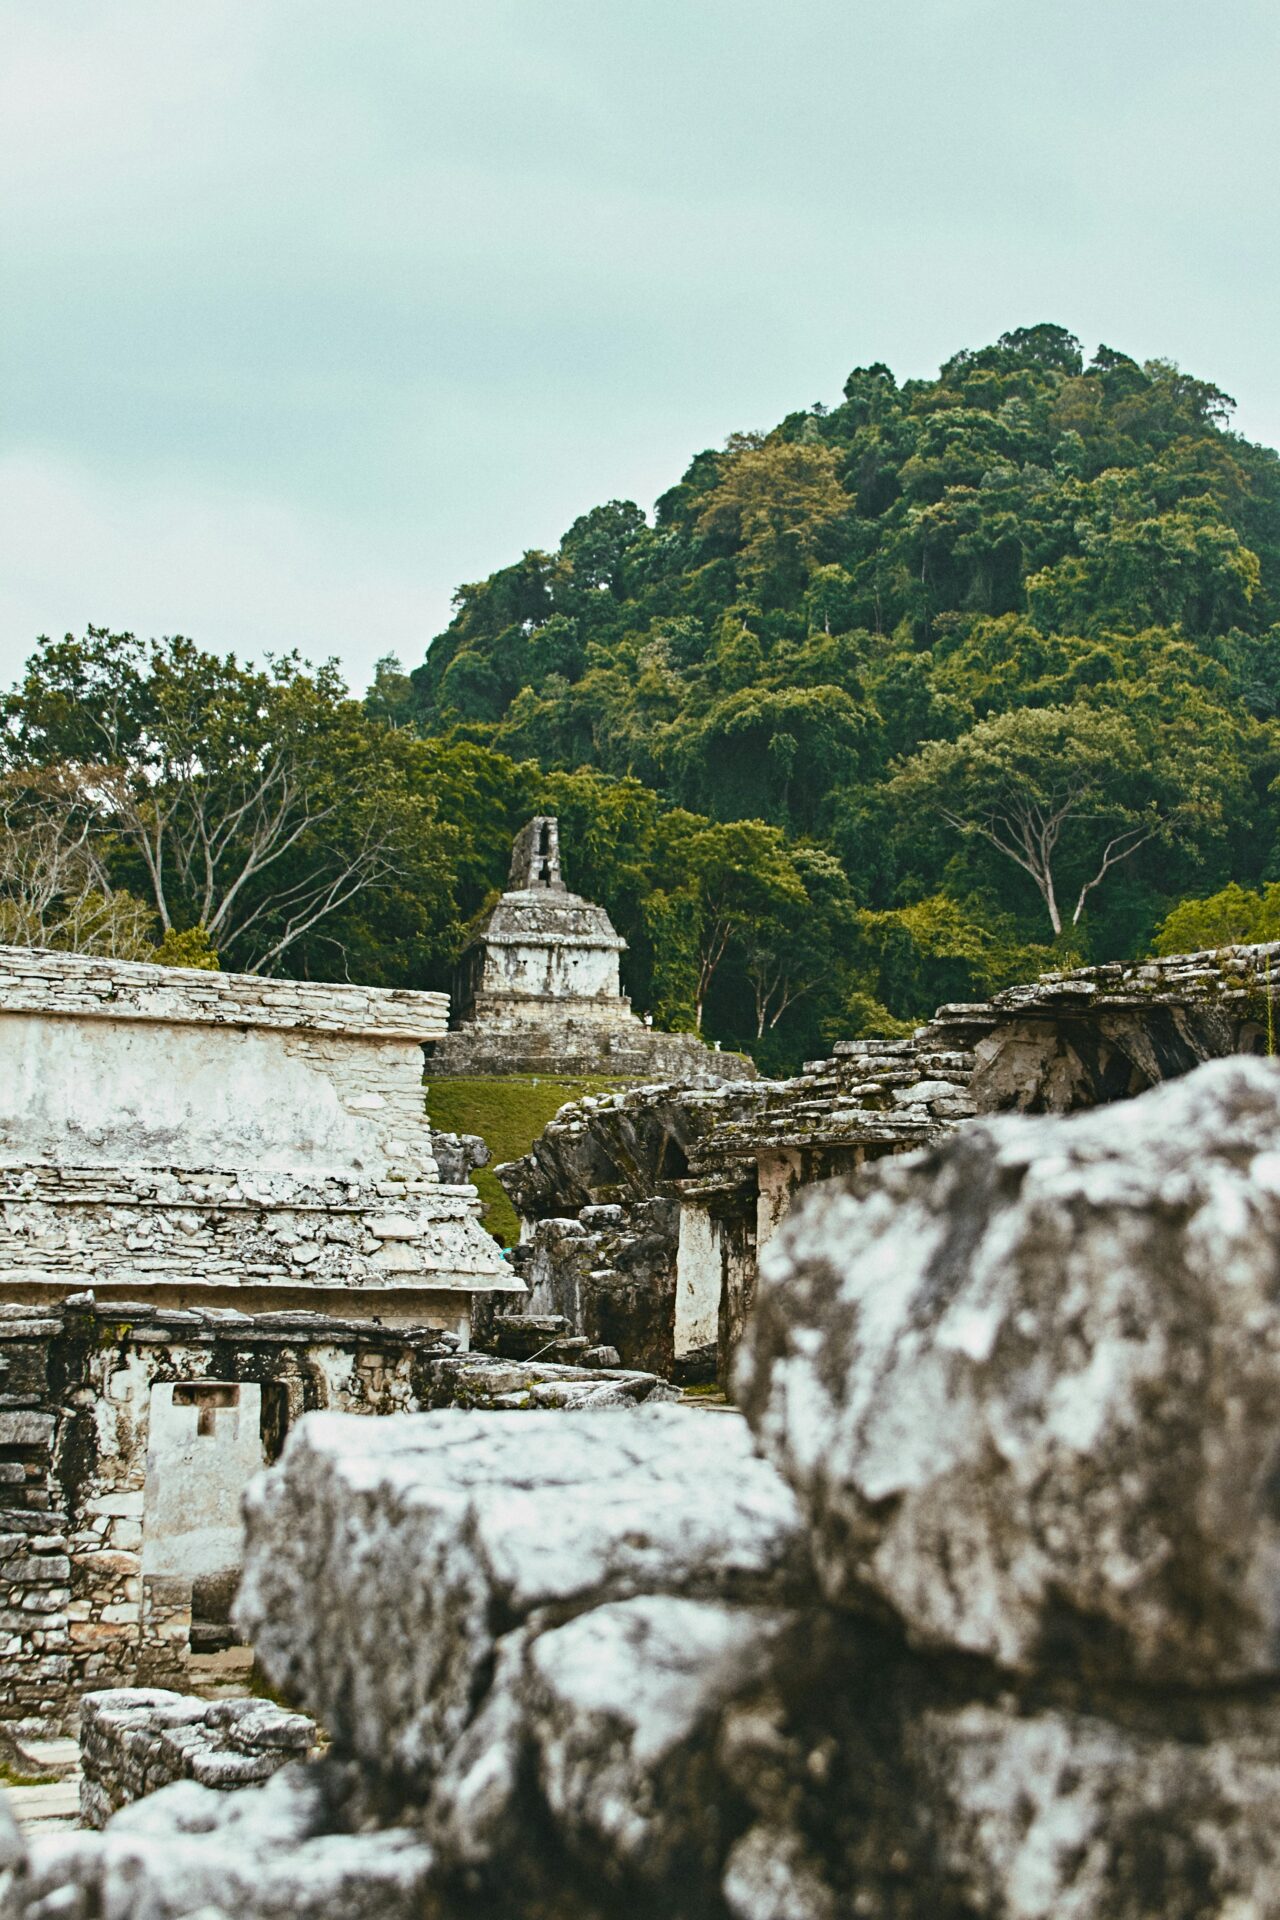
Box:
[1071, 819, 1164, 925]
[0, 767, 156, 958]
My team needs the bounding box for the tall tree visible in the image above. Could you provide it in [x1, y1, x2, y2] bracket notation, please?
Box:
[741, 846, 857, 1038]
[0, 764, 155, 958]
[5, 631, 433, 974]
[695, 437, 852, 605]
[888, 704, 1165, 937]
[645, 817, 808, 1030]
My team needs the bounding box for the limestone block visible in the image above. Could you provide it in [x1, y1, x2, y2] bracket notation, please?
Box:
[737, 1056, 1280, 1684]
[418, 1352, 676, 1410]
[423, 1575, 1280, 1919]
[0, 1413, 53, 1448]
[524, 1596, 799, 1886]
[235, 1406, 809, 1786]
[915, 1700, 1280, 1920]
[367, 1215, 419, 1240]
[25, 1765, 435, 1920]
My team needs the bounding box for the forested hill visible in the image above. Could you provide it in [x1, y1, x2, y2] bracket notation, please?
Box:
[378, 323, 1280, 1064]
[9, 326, 1280, 1076]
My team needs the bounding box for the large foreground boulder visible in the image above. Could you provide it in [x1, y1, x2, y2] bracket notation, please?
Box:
[25, 1614, 1280, 1919]
[737, 1055, 1280, 1685]
[234, 1404, 810, 1789]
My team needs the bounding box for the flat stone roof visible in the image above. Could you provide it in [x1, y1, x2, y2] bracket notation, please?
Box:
[0, 945, 449, 1041]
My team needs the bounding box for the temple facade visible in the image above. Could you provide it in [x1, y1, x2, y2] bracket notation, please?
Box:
[0, 945, 521, 1724]
[427, 817, 756, 1082]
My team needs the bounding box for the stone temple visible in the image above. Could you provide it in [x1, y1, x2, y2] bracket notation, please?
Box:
[425, 816, 756, 1081]
[0, 945, 531, 1723]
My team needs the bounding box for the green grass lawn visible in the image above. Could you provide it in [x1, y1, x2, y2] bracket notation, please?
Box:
[425, 1075, 630, 1245]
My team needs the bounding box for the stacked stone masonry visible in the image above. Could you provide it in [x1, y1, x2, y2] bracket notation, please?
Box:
[79, 1689, 318, 1829]
[496, 940, 1280, 1380]
[15, 1056, 1280, 1916]
[0, 943, 513, 1306]
[0, 1299, 670, 1731]
[0, 946, 452, 1039]
[0, 942, 548, 1731]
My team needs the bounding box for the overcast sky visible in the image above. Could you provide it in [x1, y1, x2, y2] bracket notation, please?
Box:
[4, 0, 1278, 697]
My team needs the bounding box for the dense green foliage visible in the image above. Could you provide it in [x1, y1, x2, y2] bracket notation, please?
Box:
[1152, 882, 1280, 956]
[395, 324, 1280, 1061]
[9, 326, 1280, 1071]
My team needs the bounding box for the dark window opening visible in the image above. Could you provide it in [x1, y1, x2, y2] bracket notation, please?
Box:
[173, 1382, 240, 1437]
[655, 1132, 690, 1182]
[539, 823, 552, 855]
[190, 1568, 240, 1654]
[259, 1382, 290, 1464]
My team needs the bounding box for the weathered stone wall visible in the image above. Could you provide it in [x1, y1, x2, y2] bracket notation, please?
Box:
[0, 1014, 437, 1177]
[0, 945, 449, 1041]
[496, 1200, 684, 1377]
[426, 1010, 757, 1081]
[19, 1058, 1280, 1916]
[0, 1301, 457, 1722]
[0, 1163, 508, 1300]
[0, 1298, 670, 1733]
[477, 902, 626, 1002]
[79, 1689, 317, 1829]
[0, 943, 535, 1734]
[0, 943, 513, 1313]
[497, 942, 1280, 1382]
[0, 1338, 69, 1736]
[491, 1083, 761, 1375]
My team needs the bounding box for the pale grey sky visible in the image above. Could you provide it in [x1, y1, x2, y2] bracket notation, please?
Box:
[4, 0, 1278, 695]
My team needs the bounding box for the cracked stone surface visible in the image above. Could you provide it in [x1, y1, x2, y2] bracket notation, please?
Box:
[234, 1404, 810, 1788]
[737, 1054, 1280, 1685]
[523, 1596, 798, 1886]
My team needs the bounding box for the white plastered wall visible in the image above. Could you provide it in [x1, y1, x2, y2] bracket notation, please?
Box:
[0, 1013, 430, 1176]
[141, 1382, 266, 1584]
[674, 1206, 722, 1357]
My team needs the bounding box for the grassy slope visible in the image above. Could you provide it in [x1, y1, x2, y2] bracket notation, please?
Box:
[425, 1075, 631, 1245]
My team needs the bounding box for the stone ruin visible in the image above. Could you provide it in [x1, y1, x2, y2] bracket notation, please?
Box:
[494, 940, 1280, 1382]
[0, 945, 674, 1734]
[77, 1689, 318, 1828]
[425, 816, 757, 1082]
[10, 1053, 1280, 1915]
[0, 944, 510, 1319]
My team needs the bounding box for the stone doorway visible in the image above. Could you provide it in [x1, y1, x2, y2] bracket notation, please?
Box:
[138, 1380, 271, 1683]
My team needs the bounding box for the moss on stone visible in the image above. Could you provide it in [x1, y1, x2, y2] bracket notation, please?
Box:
[425, 1074, 630, 1244]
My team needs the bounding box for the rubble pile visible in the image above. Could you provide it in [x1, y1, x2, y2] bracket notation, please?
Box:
[10, 1055, 1280, 1916]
